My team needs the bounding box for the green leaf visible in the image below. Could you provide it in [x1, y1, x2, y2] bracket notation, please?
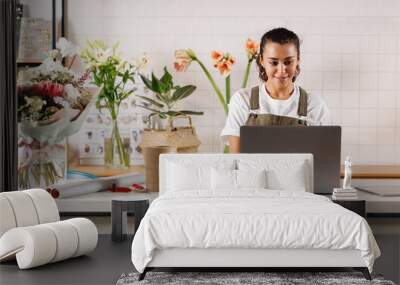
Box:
[154, 92, 170, 105]
[136, 95, 164, 108]
[143, 111, 168, 122]
[140, 74, 154, 91]
[171, 85, 196, 102]
[165, 110, 181, 117]
[93, 73, 102, 86]
[122, 70, 129, 84]
[160, 67, 173, 90]
[151, 72, 164, 94]
[95, 100, 104, 110]
[158, 113, 167, 119]
[119, 89, 136, 102]
[148, 112, 159, 119]
[178, 110, 204, 115]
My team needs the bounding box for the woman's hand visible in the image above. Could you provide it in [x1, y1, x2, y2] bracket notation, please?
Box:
[228, 136, 240, 153]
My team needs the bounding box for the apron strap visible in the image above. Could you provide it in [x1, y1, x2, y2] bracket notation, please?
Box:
[251, 85, 308, 116]
[250, 86, 259, 110]
[298, 87, 308, 117]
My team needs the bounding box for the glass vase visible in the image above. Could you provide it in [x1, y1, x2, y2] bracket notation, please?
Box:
[104, 118, 130, 168]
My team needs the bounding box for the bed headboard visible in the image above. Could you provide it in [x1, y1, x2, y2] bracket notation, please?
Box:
[158, 153, 313, 195]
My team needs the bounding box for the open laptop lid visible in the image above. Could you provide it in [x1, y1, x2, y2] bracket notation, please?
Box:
[240, 126, 341, 194]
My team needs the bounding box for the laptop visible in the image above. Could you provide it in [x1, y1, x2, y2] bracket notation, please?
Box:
[240, 126, 341, 194]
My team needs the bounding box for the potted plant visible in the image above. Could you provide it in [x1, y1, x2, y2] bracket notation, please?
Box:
[136, 67, 203, 192]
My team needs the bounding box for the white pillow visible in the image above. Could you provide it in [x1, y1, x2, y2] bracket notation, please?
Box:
[167, 162, 210, 191]
[211, 168, 267, 191]
[236, 169, 267, 189]
[211, 168, 236, 190]
[238, 159, 310, 192]
[166, 160, 236, 192]
[266, 162, 308, 191]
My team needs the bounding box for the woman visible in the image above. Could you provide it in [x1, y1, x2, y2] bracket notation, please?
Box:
[221, 27, 331, 153]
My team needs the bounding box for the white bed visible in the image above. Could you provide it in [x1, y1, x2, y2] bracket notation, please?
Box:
[131, 154, 380, 280]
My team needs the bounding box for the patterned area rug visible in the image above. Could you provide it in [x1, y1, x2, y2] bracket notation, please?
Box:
[116, 271, 396, 285]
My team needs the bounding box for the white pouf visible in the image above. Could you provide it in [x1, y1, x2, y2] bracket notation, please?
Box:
[0, 189, 98, 269]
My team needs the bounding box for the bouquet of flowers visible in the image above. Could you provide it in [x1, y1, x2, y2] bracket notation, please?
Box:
[174, 38, 259, 116]
[17, 38, 99, 189]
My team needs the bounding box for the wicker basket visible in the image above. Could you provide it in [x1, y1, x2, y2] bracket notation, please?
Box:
[139, 116, 201, 192]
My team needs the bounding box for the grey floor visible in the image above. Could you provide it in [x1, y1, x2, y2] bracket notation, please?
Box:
[0, 235, 135, 285]
[1, 234, 399, 285]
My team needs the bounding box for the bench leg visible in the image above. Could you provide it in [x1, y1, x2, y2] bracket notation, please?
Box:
[112, 201, 127, 242]
[354, 267, 371, 280]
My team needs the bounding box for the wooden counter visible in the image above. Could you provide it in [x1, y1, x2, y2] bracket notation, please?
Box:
[70, 164, 399, 179]
[69, 165, 145, 177]
[340, 165, 400, 179]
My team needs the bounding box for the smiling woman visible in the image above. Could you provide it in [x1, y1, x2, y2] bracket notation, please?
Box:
[220, 27, 332, 153]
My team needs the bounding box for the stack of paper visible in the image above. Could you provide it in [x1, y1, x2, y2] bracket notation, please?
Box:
[332, 188, 358, 200]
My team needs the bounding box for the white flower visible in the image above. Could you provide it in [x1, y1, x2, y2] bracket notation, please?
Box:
[99, 48, 113, 64]
[64, 84, 81, 104]
[56, 37, 77, 58]
[39, 57, 66, 74]
[49, 49, 60, 59]
[25, 96, 46, 112]
[134, 53, 149, 71]
[53, 96, 70, 109]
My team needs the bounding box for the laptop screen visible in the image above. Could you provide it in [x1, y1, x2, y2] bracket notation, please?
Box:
[240, 126, 341, 194]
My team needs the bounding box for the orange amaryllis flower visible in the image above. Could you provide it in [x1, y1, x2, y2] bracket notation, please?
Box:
[211, 51, 223, 63]
[174, 49, 193, 72]
[213, 53, 235, 77]
[245, 38, 259, 60]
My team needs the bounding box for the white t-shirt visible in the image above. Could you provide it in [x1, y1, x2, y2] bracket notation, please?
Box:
[220, 83, 332, 143]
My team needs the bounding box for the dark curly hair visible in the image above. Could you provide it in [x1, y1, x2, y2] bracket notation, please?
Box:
[256, 27, 301, 82]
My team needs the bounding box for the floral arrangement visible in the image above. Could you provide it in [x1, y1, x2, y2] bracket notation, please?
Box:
[80, 40, 147, 168]
[174, 38, 259, 115]
[17, 38, 98, 189]
[137, 67, 203, 129]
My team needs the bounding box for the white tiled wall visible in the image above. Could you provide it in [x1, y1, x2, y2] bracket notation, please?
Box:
[67, 0, 400, 165]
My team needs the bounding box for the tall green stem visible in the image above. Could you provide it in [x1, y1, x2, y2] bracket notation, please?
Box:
[225, 75, 231, 105]
[195, 59, 228, 115]
[241, 60, 252, 88]
[112, 118, 129, 168]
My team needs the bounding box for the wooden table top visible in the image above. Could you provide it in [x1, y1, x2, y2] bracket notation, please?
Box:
[69, 165, 145, 177]
[340, 165, 400, 179]
[70, 164, 400, 179]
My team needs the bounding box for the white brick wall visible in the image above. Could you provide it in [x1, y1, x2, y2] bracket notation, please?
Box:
[67, 0, 400, 165]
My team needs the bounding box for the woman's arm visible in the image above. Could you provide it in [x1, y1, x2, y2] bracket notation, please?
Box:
[228, 136, 240, 153]
[220, 91, 249, 149]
